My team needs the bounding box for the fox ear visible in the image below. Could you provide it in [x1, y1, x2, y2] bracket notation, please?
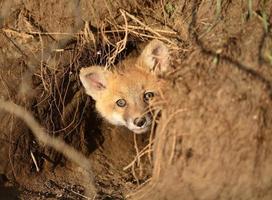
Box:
[79, 66, 109, 100]
[138, 39, 170, 76]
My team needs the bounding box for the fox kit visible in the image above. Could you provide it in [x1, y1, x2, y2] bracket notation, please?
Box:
[79, 40, 170, 134]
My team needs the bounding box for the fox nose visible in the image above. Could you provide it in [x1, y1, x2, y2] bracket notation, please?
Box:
[134, 117, 146, 127]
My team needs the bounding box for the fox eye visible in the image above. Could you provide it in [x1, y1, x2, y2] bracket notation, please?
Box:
[116, 99, 126, 107]
[144, 92, 154, 102]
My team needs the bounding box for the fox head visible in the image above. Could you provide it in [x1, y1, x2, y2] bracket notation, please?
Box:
[79, 40, 170, 134]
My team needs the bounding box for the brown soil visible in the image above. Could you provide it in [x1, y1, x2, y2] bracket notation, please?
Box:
[0, 0, 272, 200]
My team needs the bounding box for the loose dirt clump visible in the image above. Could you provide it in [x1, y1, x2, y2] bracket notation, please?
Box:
[0, 0, 272, 200]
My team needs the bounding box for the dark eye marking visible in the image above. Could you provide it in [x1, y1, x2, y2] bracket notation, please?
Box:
[144, 92, 154, 102]
[116, 99, 126, 107]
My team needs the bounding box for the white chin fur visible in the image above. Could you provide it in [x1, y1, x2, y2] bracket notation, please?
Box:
[127, 117, 151, 134]
[130, 126, 150, 134]
[107, 113, 151, 134]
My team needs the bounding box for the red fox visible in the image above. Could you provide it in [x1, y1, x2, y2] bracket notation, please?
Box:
[79, 40, 170, 134]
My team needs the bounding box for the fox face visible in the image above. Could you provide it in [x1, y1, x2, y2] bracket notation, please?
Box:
[80, 40, 170, 134]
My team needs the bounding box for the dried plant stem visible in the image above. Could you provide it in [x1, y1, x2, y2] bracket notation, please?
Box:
[0, 100, 96, 199]
[153, 109, 186, 179]
[123, 143, 153, 171]
[122, 9, 176, 46]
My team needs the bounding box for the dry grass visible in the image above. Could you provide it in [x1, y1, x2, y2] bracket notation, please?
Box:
[1, 1, 181, 197]
[0, 100, 96, 199]
[2, 0, 271, 199]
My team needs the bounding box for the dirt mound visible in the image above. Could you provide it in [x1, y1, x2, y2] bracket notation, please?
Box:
[130, 1, 272, 199]
[0, 0, 272, 199]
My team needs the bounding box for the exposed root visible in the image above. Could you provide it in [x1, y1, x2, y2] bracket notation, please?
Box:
[0, 100, 96, 199]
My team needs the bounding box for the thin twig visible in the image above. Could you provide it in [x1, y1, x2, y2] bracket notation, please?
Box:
[0, 100, 96, 198]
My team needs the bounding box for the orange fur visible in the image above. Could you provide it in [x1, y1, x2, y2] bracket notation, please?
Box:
[80, 40, 169, 134]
